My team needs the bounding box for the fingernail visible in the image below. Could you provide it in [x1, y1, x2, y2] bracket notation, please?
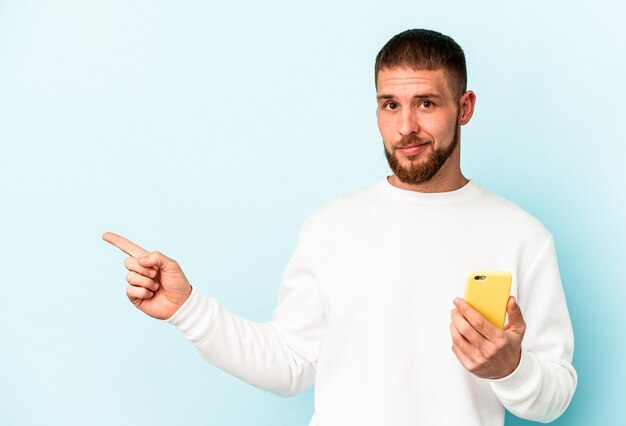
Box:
[140, 256, 149, 264]
[149, 269, 156, 277]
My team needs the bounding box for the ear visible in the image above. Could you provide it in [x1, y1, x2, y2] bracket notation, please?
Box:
[458, 90, 476, 126]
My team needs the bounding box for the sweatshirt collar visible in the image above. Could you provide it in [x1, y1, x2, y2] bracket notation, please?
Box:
[376, 176, 480, 204]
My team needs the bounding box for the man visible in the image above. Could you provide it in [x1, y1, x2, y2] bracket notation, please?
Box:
[104, 29, 576, 425]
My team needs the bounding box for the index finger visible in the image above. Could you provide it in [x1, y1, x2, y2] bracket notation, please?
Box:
[453, 297, 499, 340]
[102, 232, 148, 258]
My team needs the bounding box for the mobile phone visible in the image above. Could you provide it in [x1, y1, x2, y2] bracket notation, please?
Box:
[464, 271, 512, 329]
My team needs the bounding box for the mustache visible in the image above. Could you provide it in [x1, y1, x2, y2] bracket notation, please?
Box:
[395, 134, 431, 149]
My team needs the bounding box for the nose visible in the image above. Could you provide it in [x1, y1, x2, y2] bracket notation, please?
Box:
[399, 108, 420, 137]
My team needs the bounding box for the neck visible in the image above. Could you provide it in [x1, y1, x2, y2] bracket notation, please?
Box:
[388, 173, 469, 193]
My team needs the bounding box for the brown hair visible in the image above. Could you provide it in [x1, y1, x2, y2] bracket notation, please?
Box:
[375, 29, 467, 98]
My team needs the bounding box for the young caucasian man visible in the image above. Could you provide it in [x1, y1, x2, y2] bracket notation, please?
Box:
[104, 29, 576, 425]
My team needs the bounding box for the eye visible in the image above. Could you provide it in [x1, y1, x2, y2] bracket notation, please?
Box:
[420, 100, 434, 109]
[383, 102, 398, 111]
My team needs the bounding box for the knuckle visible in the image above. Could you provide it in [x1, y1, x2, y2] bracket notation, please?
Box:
[483, 345, 497, 360]
[127, 285, 149, 299]
[459, 322, 472, 336]
[126, 271, 150, 287]
[494, 338, 507, 351]
[474, 318, 485, 331]
[470, 357, 485, 372]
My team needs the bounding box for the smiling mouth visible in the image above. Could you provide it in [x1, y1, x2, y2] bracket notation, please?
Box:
[396, 142, 429, 156]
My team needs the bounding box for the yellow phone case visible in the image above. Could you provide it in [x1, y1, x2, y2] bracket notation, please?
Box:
[464, 271, 512, 329]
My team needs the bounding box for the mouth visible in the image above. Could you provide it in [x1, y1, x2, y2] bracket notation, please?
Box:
[396, 142, 429, 157]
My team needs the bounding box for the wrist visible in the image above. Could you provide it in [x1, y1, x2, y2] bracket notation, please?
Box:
[176, 284, 193, 307]
[497, 349, 522, 379]
[490, 350, 535, 386]
[166, 288, 218, 343]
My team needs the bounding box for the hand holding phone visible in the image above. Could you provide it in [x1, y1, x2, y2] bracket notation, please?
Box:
[452, 271, 524, 379]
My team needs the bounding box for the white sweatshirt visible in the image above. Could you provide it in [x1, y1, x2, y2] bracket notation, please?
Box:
[168, 179, 576, 425]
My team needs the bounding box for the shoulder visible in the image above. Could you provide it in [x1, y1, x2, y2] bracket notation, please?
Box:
[471, 183, 553, 243]
[297, 181, 381, 239]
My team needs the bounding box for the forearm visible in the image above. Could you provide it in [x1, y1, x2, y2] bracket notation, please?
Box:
[490, 234, 577, 422]
[490, 350, 577, 422]
[167, 287, 316, 397]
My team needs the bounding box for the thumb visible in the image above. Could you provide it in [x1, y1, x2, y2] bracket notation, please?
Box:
[138, 251, 179, 272]
[505, 296, 526, 333]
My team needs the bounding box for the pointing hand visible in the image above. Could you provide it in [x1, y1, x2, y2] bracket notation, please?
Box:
[102, 232, 192, 320]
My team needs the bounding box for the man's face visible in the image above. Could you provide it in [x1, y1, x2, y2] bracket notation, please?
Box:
[376, 67, 462, 185]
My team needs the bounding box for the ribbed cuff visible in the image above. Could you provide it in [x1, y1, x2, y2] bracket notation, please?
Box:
[490, 350, 541, 399]
[166, 286, 217, 342]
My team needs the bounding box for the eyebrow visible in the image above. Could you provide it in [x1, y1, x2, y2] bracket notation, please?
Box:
[376, 93, 442, 101]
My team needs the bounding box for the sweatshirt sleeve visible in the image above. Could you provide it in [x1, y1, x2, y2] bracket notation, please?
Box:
[166, 221, 326, 397]
[490, 235, 577, 422]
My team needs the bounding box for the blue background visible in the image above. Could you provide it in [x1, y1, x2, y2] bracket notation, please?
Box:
[1, 1, 624, 425]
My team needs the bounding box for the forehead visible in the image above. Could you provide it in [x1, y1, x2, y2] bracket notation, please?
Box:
[376, 67, 453, 97]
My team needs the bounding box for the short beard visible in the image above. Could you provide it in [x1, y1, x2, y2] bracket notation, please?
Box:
[384, 114, 460, 185]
